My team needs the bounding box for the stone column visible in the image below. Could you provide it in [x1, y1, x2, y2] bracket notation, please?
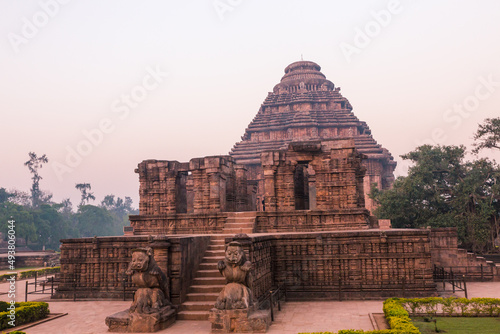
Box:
[208, 170, 221, 212]
[165, 171, 177, 214]
[191, 169, 204, 214]
[307, 165, 317, 210]
[263, 168, 277, 212]
[235, 165, 248, 211]
[149, 236, 171, 279]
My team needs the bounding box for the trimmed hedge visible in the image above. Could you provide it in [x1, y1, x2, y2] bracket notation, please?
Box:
[0, 301, 49, 330]
[298, 298, 419, 334]
[0, 267, 60, 283]
[398, 297, 500, 317]
[298, 297, 500, 334]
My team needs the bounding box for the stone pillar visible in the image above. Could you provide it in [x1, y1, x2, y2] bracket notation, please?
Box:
[208, 170, 221, 212]
[307, 165, 317, 210]
[235, 165, 248, 211]
[263, 168, 277, 212]
[165, 171, 177, 214]
[191, 169, 204, 214]
[149, 236, 171, 281]
[186, 174, 194, 213]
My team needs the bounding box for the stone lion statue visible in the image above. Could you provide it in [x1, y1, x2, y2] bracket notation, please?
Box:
[125, 247, 171, 314]
[214, 241, 253, 310]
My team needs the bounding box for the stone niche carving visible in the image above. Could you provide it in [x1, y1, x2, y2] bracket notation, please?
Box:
[105, 247, 176, 332]
[209, 240, 271, 333]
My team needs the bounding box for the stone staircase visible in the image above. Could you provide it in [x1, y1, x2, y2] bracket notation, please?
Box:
[177, 212, 256, 321]
[177, 235, 226, 320]
[224, 212, 256, 234]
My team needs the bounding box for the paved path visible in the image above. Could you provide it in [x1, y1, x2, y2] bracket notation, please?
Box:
[1, 281, 499, 334]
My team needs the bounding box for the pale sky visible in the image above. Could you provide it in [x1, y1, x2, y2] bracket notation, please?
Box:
[1, 0, 499, 209]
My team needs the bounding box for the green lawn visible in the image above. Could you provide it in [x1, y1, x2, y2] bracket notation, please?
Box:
[413, 317, 500, 334]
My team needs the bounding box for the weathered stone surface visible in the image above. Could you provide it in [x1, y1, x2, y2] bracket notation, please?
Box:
[134, 157, 255, 217]
[53, 235, 210, 302]
[431, 228, 500, 281]
[105, 247, 176, 332]
[229, 230, 437, 300]
[209, 306, 271, 333]
[105, 307, 176, 332]
[229, 60, 396, 213]
[215, 241, 254, 310]
[126, 247, 172, 313]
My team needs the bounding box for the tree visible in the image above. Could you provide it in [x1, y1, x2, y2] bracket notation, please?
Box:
[24, 152, 49, 208]
[473, 117, 500, 153]
[0, 188, 14, 204]
[371, 145, 500, 253]
[76, 205, 114, 237]
[75, 183, 95, 206]
[100, 194, 138, 235]
[33, 204, 70, 250]
[0, 201, 36, 246]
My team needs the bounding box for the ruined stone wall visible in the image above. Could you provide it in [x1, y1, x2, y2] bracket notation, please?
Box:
[54, 235, 211, 302]
[430, 228, 500, 281]
[225, 235, 274, 302]
[0, 252, 59, 270]
[136, 157, 255, 218]
[231, 230, 435, 300]
[261, 140, 367, 215]
[129, 213, 227, 235]
[169, 236, 212, 304]
[255, 210, 370, 232]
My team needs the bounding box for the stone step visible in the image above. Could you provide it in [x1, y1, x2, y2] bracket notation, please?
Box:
[177, 311, 209, 321]
[226, 212, 257, 218]
[185, 292, 219, 302]
[210, 238, 227, 244]
[225, 222, 254, 227]
[224, 226, 254, 231]
[223, 229, 253, 234]
[226, 218, 255, 223]
[178, 301, 214, 312]
[205, 250, 225, 257]
[203, 256, 224, 263]
[189, 285, 225, 294]
[208, 244, 225, 250]
[196, 269, 221, 278]
[199, 263, 218, 270]
[193, 277, 226, 285]
[226, 217, 255, 221]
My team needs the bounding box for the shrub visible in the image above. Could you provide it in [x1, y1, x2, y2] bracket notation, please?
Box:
[0, 302, 49, 330]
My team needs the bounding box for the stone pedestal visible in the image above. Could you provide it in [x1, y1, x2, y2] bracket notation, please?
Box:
[209, 306, 271, 333]
[105, 307, 176, 333]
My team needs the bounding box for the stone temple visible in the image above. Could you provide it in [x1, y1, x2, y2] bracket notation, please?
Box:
[55, 61, 499, 326]
[230, 61, 396, 213]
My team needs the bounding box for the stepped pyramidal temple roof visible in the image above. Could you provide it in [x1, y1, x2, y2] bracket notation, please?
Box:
[229, 60, 395, 168]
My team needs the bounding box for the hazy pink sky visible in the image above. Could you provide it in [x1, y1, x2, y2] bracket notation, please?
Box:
[1, 0, 499, 209]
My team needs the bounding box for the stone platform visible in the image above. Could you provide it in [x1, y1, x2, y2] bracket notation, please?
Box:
[209, 306, 271, 333]
[105, 307, 176, 332]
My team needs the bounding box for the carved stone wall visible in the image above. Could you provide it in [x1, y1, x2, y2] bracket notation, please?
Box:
[230, 229, 436, 300]
[430, 228, 500, 281]
[230, 61, 396, 214]
[136, 156, 255, 216]
[254, 210, 370, 232]
[129, 213, 227, 235]
[226, 235, 274, 302]
[261, 140, 369, 227]
[54, 235, 210, 302]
